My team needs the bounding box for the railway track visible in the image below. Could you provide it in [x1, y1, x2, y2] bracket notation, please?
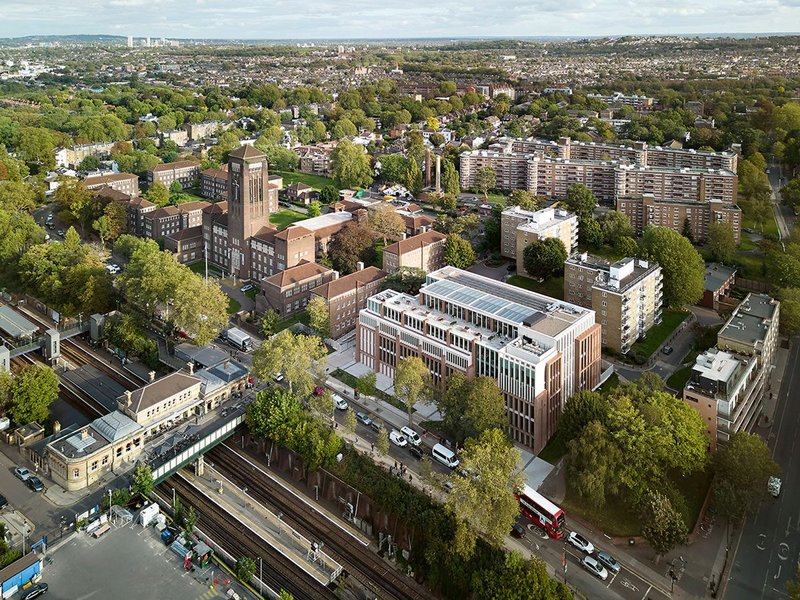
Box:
[157, 473, 338, 600]
[210, 443, 432, 600]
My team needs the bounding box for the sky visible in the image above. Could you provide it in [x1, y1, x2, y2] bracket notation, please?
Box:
[0, 0, 797, 39]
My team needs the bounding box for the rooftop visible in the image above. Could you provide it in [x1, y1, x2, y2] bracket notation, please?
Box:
[122, 371, 200, 414]
[311, 266, 386, 300]
[228, 144, 265, 161]
[705, 263, 737, 292]
[384, 229, 447, 256]
[566, 252, 660, 293]
[0, 305, 38, 338]
[263, 260, 332, 289]
[287, 211, 352, 232]
[692, 348, 741, 384]
[718, 293, 778, 350]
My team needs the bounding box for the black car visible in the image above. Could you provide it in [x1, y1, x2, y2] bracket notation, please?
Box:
[0, 494, 7, 510]
[408, 446, 423, 460]
[27, 476, 44, 492]
[22, 583, 48, 600]
[661, 345, 674, 355]
[511, 523, 526, 539]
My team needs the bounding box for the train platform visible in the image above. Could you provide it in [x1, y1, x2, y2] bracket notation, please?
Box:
[181, 459, 343, 587]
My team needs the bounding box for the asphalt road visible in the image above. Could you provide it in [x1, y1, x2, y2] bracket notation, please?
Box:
[726, 338, 800, 600]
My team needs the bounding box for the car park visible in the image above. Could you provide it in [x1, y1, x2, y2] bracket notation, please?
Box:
[400, 426, 421, 447]
[567, 531, 594, 554]
[389, 430, 408, 447]
[22, 583, 48, 600]
[408, 446, 423, 460]
[333, 394, 348, 410]
[355, 411, 372, 426]
[511, 523, 526, 539]
[596, 550, 621, 574]
[27, 476, 44, 492]
[14, 467, 31, 481]
[582, 555, 609, 581]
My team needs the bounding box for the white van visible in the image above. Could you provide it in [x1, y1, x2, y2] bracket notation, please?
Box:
[400, 426, 421, 447]
[431, 443, 459, 469]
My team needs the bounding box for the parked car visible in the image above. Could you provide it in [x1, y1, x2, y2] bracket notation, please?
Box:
[355, 411, 372, 426]
[22, 583, 48, 600]
[57, 230, 64, 237]
[273, 373, 284, 383]
[567, 531, 594, 554]
[240, 283, 255, 293]
[596, 550, 621, 574]
[14, 467, 31, 481]
[370, 421, 384, 434]
[333, 394, 348, 410]
[511, 523, 526, 539]
[582, 555, 609, 581]
[661, 345, 673, 355]
[400, 426, 421, 447]
[0, 494, 7, 510]
[389, 430, 408, 447]
[768, 476, 782, 497]
[46, 223, 55, 230]
[27, 476, 44, 492]
[408, 446, 423, 460]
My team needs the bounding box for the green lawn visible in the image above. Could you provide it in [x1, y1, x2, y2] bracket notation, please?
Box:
[273, 170, 338, 192]
[507, 275, 564, 300]
[742, 210, 779, 240]
[188, 261, 223, 278]
[597, 373, 620, 393]
[269, 209, 308, 230]
[538, 432, 569, 465]
[666, 366, 693, 391]
[274, 311, 310, 332]
[738, 236, 757, 252]
[227, 297, 241, 315]
[628, 309, 689, 360]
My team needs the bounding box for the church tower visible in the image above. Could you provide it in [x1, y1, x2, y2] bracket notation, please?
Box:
[226, 145, 275, 279]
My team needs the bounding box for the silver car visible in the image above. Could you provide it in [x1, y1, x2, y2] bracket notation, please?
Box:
[582, 555, 609, 581]
[596, 550, 621, 574]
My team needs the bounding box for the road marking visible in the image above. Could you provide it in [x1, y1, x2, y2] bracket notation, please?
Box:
[778, 543, 790, 560]
[620, 578, 639, 592]
[758, 533, 767, 550]
[606, 571, 618, 588]
[640, 585, 652, 600]
[786, 517, 793, 538]
[775, 564, 782, 579]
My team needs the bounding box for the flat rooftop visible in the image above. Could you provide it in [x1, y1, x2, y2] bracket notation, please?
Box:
[288, 211, 352, 232]
[0, 305, 38, 339]
[705, 263, 737, 292]
[718, 293, 777, 348]
[693, 349, 741, 384]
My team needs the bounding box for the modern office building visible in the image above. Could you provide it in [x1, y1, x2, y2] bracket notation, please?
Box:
[356, 267, 601, 452]
[564, 253, 663, 353]
[683, 293, 780, 448]
[500, 206, 579, 268]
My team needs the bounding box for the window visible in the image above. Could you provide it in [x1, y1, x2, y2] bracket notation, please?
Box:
[91, 461, 98, 471]
[73, 469, 80, 478]
[102, 456, 109, 466]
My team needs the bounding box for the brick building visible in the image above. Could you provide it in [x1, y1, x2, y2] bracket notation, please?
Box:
[83, 172, 139, 197]
[309, 265, 387, 338]
[147, 159, 201, 189]
[257, 260, 336, 318]
[382, 229, 447, 273]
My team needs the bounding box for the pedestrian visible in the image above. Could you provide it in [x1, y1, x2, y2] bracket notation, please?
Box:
[371, 443, 374, 452]
[394, 461, 398, 469]
[409, 474, 412, 483]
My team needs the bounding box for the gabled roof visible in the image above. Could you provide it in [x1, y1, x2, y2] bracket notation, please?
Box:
[150, 159, 200, 173]
[229, 144, 265, 160]
[274, 225, 313, 241]
[202, 167, 228, 180]
[311, 266, 387, 300]
[384, 230, 447, 256]
[263, 260, 332, 289]
[122, 372, 200, 414]
[166, 225, 203, 242]
[203, 201, 228, 214]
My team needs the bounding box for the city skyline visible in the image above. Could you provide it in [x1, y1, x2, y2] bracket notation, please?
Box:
[0, 0, 797, 39]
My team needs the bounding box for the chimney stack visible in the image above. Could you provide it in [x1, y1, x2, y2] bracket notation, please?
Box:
[124, 390, 132, 406]
[148, 371, 156, 383]
[425, 148, 432, 187]
[401, 232, 407, 240]
[356, 261, 364, 271]
[53, 420, 61, 434]
[187, 362, 194, 375]
[332, 270, 340, 280]
[435, 155, 442, 194]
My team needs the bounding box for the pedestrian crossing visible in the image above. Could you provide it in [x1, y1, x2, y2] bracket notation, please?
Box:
[195, 587, 219, 600]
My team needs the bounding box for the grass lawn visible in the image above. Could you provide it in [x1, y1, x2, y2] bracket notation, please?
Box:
[672, 466, 714, 531]
[738, 236, 757, 252]
[742, 210, 779, 240]
[227, 297, 241, 315]
[274, 170, 338, 192]
[507, 275, 564, 300]
[666, 366, 693, 391]
[732, 251, 767, 281]
[274, 311, 310, 332]
[538, 432, 569, 465]
[270, 208, 308, 230]
[628, 309, 689, 360]
[597, 373, 620, 393]
[188, 261, 223, 277]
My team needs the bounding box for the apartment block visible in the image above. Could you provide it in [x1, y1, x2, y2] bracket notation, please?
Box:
[564, 253, 663, 353]
[200, 166, 229, 201]
[256, 260, 336, 318]
[383, 229, 448, 273]
[683, 293, 779, 448]
[163, 226, 204, 264]
[83, 172, 139, 197]
[147, 159, 201, 189]
[500, 206, 578, 266]
[459, 150, 531, 191]
[614, 164, 737, 205]
[310, 265, 387, 338]
[356, 267, 601, 452]
[617, 195, 742, 243]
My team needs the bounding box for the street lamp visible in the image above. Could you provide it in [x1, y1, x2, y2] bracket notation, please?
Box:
[172, 487, 176, 507]
[22, 527, 30, 555]
[258, 556, 262, 596]
[59, 516, 66, 539]
[107, 489, 112, 517]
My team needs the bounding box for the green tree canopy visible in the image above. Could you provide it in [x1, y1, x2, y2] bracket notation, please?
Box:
[474, 166, 496, 196]
[639, 489, 688, 558]
[251, 330, 327, 395]
[564, 184, 597, 221]
[306, 296, 331, 338]
[443, 234, 476, 269]
[394, 356, 431, 426]
[706, 222, 737, 263]
[10, 364, 60, 425]
[640, 226, 704, 308]
[438, 374, 507, 444]
[331, 140, 373, 189]
[523, 237, 567, 280]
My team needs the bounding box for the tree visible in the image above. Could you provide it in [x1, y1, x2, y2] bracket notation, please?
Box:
[172, 275, 230, 346]
[474, 166, 496, 197]
[380, 154, 409, 184]
[376, 426, 389, 456]
[328, 222, 376, 274]
[614, 236, 640, 257]
[234, 557, 257, 583]
[344, 408, 357, 435]
[145, 181, 170, 207]
[559, 390, 608, 443]
[307, 200, 321, 217]
[394, 356, 431, 426]
[775, 287, 800, 336]
[567, 420, 623, 508]
[781, 178, 800, 215]
[0, 181, 38, 212]
[370, 204, 405, 244]
[712, 431, 780, 524]
[54, 177, 93, 232]
[169, 181, 184, 195]
[681, 217, 694, 242]
[331, 140, 373, 189]
[251, 330, 328, 395]
[0, 369, 12, 415]
[183, 506, 197, 540]
[318, 185, 338, 204]
[509, 190, 540, 212]
[404, 159, 423, 195]
[16, 127, 56, 169]
[473, 551, 572, 600]
[446, 428, 522, 559]
[523, 238, 567, 280]
[443, 234, 476, 269]
[9, 364, 59, 425]
[131, 464, 154, 497]
[564, 184, 597, 221]
[441, 159, 460, 195]
[356, 372, 376, 398]
[381, 267, 427, 295]
[599, 210, 634, 244]
[306, 296, 331, 338]
[438, 374, 507, 444]
[639, 489, 688, 559]
[260, 310, 279, 337]
[278, 592, 295, 600]
[706, 222, 737, 263]
[640, 227, 704, 308]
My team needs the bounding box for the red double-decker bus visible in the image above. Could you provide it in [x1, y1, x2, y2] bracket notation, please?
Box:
[515, 484, 566, 539]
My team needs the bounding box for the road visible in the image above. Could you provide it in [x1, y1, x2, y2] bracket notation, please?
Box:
[767, 161, 794, 242]
[726, 338, 800, 600]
